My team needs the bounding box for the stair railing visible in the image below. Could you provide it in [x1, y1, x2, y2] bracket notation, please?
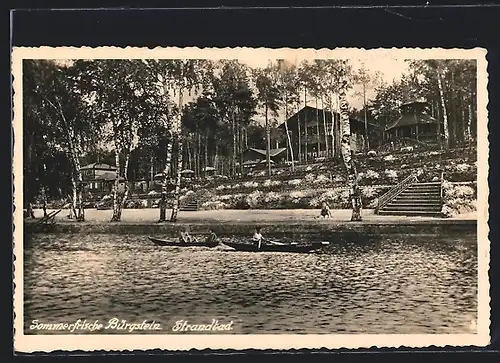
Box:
[440, 170, 444, 201]
[376, 172, 418, 213]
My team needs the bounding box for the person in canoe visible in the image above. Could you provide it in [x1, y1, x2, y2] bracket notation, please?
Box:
[180, 229, 198, 244]
[252, 227, 264, 250]
[205, 229, 217, 243]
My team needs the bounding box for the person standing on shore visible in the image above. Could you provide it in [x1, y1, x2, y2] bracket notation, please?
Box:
[320, 201, 332, 218]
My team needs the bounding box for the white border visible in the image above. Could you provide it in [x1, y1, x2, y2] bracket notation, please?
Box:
[12, 46, 490, 352]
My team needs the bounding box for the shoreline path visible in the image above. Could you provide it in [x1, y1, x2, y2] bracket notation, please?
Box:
[28, 208, 476, 224]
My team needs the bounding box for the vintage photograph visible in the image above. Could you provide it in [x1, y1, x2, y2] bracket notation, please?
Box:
[12, 47, 489, 351]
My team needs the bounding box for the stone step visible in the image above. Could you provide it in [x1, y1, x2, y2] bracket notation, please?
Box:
[399, 191, 441, 196]
[382, 205, 442, 212]
[180, 200, 199, 211]
[386, 202, 442, 208]
[393, 197, 442, 202]
[405, 186, 440, 190]
[378, 210, 443, 217]
[412, 182, 441, 186]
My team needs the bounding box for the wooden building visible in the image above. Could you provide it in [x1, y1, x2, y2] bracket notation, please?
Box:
[384, 101, 442, 144]
[241, 147, 287, 168]
[81, 163, 124, 194]
[277, 106, 380, 161]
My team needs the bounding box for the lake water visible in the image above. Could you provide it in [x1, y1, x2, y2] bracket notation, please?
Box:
[23, 233, 478, 334]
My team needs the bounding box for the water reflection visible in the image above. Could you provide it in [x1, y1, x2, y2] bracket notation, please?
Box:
[23, 233, 477, 334]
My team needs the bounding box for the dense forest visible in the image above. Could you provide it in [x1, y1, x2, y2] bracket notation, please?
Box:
[22, 58, 477, 221]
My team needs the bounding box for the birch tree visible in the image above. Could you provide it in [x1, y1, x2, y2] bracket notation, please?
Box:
[338, 64, 362, 221]
[277, 59, 299, 171]
[24, 60, 100, 221]
[253, 62, 282, 177]
[165, 60, 213, 222]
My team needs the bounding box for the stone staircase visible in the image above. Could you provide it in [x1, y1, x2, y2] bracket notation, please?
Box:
[377, 181, 443, 217]
[180, 199, 199, 212]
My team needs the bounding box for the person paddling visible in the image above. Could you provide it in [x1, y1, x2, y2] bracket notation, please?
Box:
[252, 227, 264, 250]
[180, 229, 198, 243]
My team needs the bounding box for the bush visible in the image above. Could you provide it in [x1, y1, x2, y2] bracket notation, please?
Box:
[313, 174, 331, 185]
[384, 169, 398, 182]
[264, 191, 281, 203]
[245, 190, 264, 209]
[201, 200, 229, 210]
[243, 181, 259, 189]
[308, 188, 350, 208]
[288, 179, 302, 186]
[441, 181, 477, 217]
[361, 186, 378, 199]
[365, 170, 380, 180]
[304, 173, 316, 182]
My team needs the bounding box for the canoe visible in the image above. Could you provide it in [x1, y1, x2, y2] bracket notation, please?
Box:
[148, 236, 219, 248]
[221, 240, 329, 253]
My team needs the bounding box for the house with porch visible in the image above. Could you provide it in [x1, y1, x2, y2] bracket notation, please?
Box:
[384, 101, 442, 144]
[80, 163, 125, 195]
[277, 106, 380, 161]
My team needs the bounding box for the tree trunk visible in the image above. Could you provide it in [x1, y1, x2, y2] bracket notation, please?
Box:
[297, 104, 302, 162]
[41, 185, 48, 217]
[437, 67, 449, 150]
[170, 137, 184, 222]
[436, 97, 441, 147]
[363, 82, 370, 151]
[194, 130, 198, 178]
[118, 153, 131, 216]
[70, 173, 77, 219]
[215, 142, 219, 174]
[232, 109, 236, 178]
[467, 101, 473, 148]
[321, 97, 329, 158]
[304, 88, 308, 161]
[205, 129, 209, 176]
[284, 98, 295, 171]
[149, 155, 154, 190]
[186, 138, 191, 170]
[316, 98, 320, 157]
[339, 84, 362, 221]
[265, 103, 271, 177]
[169, 87, 184, 222]
[197, 130, 201, 178]
[330, 94, 335, 159]
[238, 121, 244, 177]
[159, 129, 173, 222]
[335, 94, 342, 159]
[111, 150, 121, 222]
[45, 96, 85, 221]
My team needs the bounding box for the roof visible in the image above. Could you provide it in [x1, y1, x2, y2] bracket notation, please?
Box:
[385, 112, 439, 131]
[400, 100, 429, 108]
[279, 106, 380, 132]
[81, 163, 117, 171]
[83, 172, 122, 182]
[246, 147, 287, 157]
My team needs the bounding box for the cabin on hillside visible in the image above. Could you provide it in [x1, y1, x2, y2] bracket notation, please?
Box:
[384, 101, 443, 144]
[277, 106, 381, 161]
[241, 147, 287, 168]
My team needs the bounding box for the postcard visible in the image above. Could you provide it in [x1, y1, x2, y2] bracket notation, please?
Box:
[12, 46, 490, 352]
